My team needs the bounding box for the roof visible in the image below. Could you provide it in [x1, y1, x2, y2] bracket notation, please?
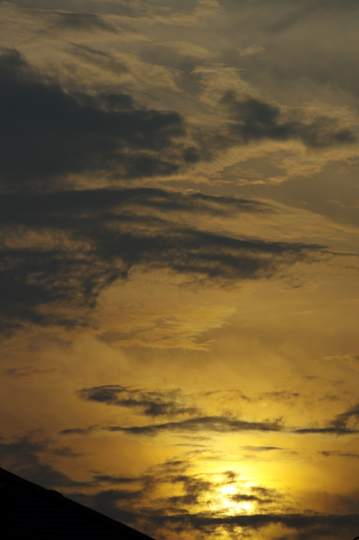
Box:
[0, 467, 156, 540]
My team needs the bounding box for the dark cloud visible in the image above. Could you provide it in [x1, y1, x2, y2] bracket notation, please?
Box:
[68, 43, 129, 78]
[241, 445, 284, 452]
[219, 92, 356, 149]
[0, 437, 45, 469]
[0, 47, 351, 339]
[0, 246, 121, 332]
[319, 451, 359, 459]
[0, 49, 185, 188]
[63, 406, 359, 440]
[51, 446, 83, 458]
[60, 426, 97, 436]
[0, 0, 139, 17]
[0, 187, 271, 224]
[93, 475, 140, 485]
[0, 187, 323, 333]
[261, 390, 300, 402]
[294, 427, 359, 435]
[70, 457, 204, 523]
[251, 486, 278, 498]
[334, 402, 359, 429]
[231, 492, 273, 504]
[295, 401, 359, 436]
[3, 365, 58, 378]
[104, 415, 282, 436]
[0, 437, 87, 488]
[45, 12, 119, 33]
[0, 48, 354, 191]
[67, 385, 359, 441]
[165, 474, 212, 508]
[0, 0, 200, 17]
[66, 455, 359, 540]
[68, 457, 286, 537]
[145, 511, 359, 540]
[64, 486, 145, 526]
[78, 385, 199, 417]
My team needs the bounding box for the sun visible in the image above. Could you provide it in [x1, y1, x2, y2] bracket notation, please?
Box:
[220, 485, 237, 496]
[239, 501, 254, 512]
[215, 483, 255, 515]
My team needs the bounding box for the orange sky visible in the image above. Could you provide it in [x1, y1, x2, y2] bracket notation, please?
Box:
[1, 2, 359, 539]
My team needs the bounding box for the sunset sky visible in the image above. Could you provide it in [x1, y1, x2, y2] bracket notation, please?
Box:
[1, 1, 359, 539]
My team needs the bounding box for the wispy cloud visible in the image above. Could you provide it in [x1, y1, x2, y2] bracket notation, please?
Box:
[0, 436, 86, 488]
[78, 385, 199, 417]
[104, 415, 283, 436]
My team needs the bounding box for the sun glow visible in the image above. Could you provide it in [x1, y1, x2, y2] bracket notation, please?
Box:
[213, 482, 256, 515]
[220, 485, 237, 496]
[239, 501, 255, 513]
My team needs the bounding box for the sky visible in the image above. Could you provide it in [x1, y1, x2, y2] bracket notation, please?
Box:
[1, 1, 359, 539]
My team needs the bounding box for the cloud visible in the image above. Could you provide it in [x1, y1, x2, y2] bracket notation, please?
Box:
[67, 383, 359, 441]
[333, 402, 359, 431]
[44, 11, 119, 34]
[0, 186, 324, 333]
[241, 445, 285, 452]
[231, 492, 273, 504]
[0, 246, 120, 332]
[60, 426, 98, 436]
[78, 385, 199, 417]
[97, 303, 238, 350]
[318, 451, 359, 459]
[0, 49, 185, 188]
[104, 415, 282, 436]
[67, 43, 130, 78]
[0, 48, 356, 192]
[3, 365, 59, 379]
[219, 92, 356, 149]
[67, 455, 359, 540]
[63, 397, 359, 440]
[88, 488, 144, 519]
[261, 390, 300, 402]
[293, 401, 359, 436]
[294, 427, 359, 435]
[324, 353, 359, 370]
[0, 436, 86, 488]
[0, 187, 271, 223]
[93, 474, 140, 485]
[4, 435, 358, 540]
[145, 511, 359, 540]
[68, 456, 288, 536]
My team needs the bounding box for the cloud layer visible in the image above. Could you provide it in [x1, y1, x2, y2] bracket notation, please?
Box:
[0, 185, 325, 333]
[1, 5, 359, 540]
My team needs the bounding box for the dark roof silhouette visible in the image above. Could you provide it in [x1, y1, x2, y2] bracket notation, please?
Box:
[0, 467, 155, 540]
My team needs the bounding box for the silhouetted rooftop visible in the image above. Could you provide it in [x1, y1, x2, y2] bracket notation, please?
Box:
[0, 467, 155, 540]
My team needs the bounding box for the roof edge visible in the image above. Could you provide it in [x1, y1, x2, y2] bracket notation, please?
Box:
[0, 467, 155, 540]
